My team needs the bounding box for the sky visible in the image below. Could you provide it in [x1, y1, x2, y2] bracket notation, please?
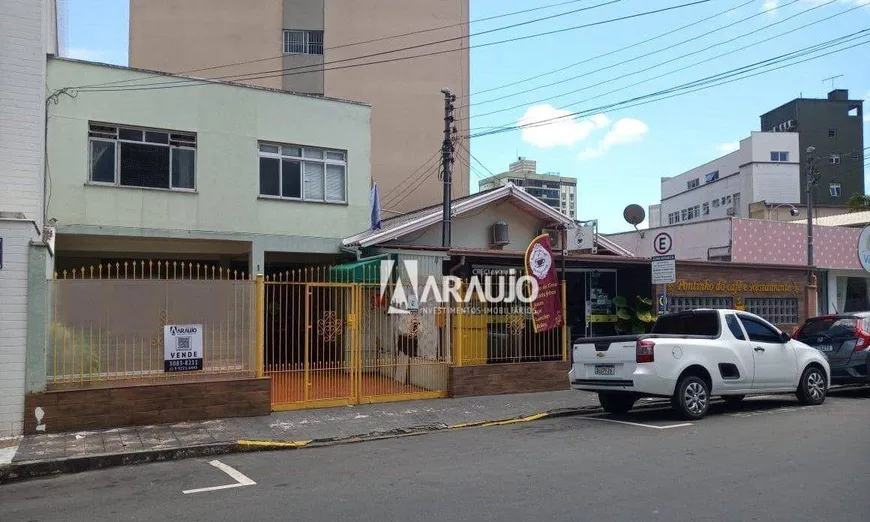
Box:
[64, 0, 870, 233]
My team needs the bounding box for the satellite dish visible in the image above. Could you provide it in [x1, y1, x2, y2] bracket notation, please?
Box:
[623, 204, 646, 226]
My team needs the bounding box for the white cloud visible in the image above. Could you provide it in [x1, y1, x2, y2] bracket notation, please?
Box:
[717, 142, 740, 153]
[518, 104, 610, 148]
[577, 118, 648, 160]
[64, 48, 108, 62]
[762, 0, 779, 14]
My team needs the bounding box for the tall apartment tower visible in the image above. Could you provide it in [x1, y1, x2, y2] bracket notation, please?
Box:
[760, 89, 864, 205]
[128, 0, 470, 213]
[478, 158, 577, 219]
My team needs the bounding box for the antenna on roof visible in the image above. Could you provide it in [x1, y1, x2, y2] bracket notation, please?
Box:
[822, 74, 843, 89]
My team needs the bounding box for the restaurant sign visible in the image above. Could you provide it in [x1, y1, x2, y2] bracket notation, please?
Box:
[666, 279, 801, 296]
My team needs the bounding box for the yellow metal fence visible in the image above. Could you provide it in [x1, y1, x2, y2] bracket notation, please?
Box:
[48, 262, 256, 387]
[264, 267, 450, 411]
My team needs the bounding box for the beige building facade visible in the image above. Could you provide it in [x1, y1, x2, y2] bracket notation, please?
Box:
[129, 0, 470, 213]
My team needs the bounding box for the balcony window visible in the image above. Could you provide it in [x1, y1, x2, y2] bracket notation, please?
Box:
[88, 123, 196, 190]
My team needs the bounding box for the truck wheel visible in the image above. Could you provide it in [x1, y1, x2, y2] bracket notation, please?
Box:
[598, 392, 636, 414]
[796, 366, 827, 406]
[672, 376, 710, 420]
[722, 395, 745, 407]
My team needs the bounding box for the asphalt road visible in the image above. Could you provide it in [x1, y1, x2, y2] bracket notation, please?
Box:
[2, 388, 869, 522]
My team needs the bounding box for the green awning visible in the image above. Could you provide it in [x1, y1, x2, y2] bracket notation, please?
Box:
[327, 255, 389, 283]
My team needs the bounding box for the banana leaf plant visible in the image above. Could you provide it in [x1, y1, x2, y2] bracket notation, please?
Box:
[613, 296, 656, 335]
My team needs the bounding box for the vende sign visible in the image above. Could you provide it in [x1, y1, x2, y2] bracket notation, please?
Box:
[859, 225, 870, 273]
[164, 324, 204, 372]
[524, 233, 563, 333]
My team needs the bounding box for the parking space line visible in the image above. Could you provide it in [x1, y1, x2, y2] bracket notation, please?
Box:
[182, 460, 256, 495]
[580, 417, 694, 430]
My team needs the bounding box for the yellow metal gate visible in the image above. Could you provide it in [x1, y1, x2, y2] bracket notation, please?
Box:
[265, 273, 449, 411]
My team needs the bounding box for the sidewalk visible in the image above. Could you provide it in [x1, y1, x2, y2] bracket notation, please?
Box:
[1, 390, 650, 483]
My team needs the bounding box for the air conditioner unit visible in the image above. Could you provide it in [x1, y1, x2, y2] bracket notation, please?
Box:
[726, 207, 736, 216]
[540, 228, 563, 250]
[491, 221, 509, 247]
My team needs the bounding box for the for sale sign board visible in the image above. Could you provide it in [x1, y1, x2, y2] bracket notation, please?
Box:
[164, 324, 204, 372]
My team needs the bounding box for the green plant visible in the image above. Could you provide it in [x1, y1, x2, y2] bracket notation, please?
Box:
[847, 193, 870, 213]
[613, 296, 655, 335]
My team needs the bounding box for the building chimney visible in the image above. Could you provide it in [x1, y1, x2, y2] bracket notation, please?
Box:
[827, 89, 848, 101]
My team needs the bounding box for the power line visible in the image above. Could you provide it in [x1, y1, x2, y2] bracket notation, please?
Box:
[458, 142, 496, 179]
[470, 30, 868, 136]
[465, 0, 851, 122]
[74, 0, 624, 91]
[466, 0, 758, 99]
[74, 1, 711, 93]
[469, 30, 870, 139]
[71, 0, 609, 90]
[382, 161, 443, 210]
[464, 0, 810, 111]
[379, 150, 442, 205]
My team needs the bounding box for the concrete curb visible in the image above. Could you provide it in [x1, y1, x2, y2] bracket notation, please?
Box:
[0, 399, 675, 485]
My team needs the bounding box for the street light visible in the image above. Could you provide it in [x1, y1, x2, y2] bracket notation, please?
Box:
[766, 203, 800, 221]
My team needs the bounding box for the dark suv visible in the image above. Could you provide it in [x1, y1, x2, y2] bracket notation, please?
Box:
[794, 313, 870, 385]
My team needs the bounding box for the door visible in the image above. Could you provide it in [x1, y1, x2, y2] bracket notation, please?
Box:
[738, 314, 797, 388]
[718, 313, 755, 391]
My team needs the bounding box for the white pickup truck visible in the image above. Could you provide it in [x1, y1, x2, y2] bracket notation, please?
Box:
[569, 309, 830, 419]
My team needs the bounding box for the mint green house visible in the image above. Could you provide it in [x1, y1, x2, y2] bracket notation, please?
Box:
[46, 58, 371, 273]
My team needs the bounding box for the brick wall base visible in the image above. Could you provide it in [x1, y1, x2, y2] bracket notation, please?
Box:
[24, 377, 271, 434]
[449, 361, 570, 398]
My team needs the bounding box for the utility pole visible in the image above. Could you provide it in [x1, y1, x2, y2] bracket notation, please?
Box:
[806, 146, 819, 317]
[440, 88, 456, 248]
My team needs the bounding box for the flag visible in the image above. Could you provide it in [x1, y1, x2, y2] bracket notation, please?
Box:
[524, 233, 563, 333]
[371, 182, 382, 231]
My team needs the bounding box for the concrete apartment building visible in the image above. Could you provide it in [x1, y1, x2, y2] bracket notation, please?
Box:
[478, 158, 577, 219]
[760, 89, 864, 206]
[0, 0, 61, 437]
[45, 58, 372, 274]
[652, 132, 800, 227]
[128, 0, 470, 213]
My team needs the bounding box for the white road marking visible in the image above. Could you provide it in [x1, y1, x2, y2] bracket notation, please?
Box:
[580, 416, 694, 430]
[182, 460, 256, 495]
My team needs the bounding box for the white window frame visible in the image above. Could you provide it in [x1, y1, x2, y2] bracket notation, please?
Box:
[87, 123, 197, 191]
[712, 199, 720, 208]
[687, 178, 700, 190]
[702, 202, 710, 215]
[829, 154, 841, 165]
[770, 151, 789, 162]
[283, 29, 324, 55]
[258, 143, 347, 204]
[829, 183, 842, 198]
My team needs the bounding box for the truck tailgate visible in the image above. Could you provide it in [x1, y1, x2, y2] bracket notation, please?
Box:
[571, 338, 638, 385]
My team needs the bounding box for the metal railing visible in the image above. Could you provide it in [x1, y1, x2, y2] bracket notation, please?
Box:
[48, 262, 256, 387]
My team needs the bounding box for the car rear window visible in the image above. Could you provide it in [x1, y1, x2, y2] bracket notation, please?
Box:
[797, 317, 857, 339]
[652, 312, 720, 336]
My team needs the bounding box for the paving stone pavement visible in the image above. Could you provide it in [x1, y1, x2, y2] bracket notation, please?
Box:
[11, 390, 600, 463]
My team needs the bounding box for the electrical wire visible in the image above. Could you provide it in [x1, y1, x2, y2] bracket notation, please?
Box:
[71, 0, 611, 90]
[463, 0, 816, 112]
[379, 150, 442, 205]
[73, 1, 711, 93]
[468, 30, 870, 139]
[467, 0, 757, 98]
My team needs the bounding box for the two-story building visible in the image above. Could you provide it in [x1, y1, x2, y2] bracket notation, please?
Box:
[46, 58, 372, 273]
[650, 132, 800, 227]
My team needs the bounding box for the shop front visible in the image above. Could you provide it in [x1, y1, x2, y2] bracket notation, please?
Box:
[664, 261, 809, 331]
[825, 270, 870, 313]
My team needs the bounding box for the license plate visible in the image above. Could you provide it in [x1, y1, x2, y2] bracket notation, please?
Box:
[594, 365, 615, 376]
[815, 344, 834, 352]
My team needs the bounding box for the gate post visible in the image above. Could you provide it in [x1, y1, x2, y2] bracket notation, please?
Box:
[255, 273, 265, 378]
